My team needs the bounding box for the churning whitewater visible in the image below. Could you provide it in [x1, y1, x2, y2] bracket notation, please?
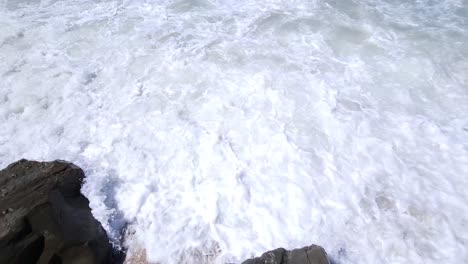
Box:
[1, 0, 468, 263]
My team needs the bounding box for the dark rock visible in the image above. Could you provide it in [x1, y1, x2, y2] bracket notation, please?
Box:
[242, 245, 329, 264]
[0, 159, 117, 264]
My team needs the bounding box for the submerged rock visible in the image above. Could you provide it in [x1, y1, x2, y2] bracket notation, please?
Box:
[242, 245, 329, 264]
[0, 159, 116, 264]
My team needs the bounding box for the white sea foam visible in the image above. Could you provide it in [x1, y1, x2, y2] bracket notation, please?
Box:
[1, 0, 468, 263]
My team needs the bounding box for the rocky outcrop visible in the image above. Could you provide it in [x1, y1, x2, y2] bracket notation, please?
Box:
[0, 159, 328, 264]
[242, 245, 329, 264]
[0, 159, 117, 264]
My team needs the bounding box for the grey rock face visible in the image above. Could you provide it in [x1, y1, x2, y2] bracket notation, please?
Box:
[242, 245, 329, 264]
[0, 159, 115, 264]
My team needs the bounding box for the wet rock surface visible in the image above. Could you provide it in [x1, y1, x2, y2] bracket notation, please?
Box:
[242, 245, 329, 264]
[0, 159, 118, 264]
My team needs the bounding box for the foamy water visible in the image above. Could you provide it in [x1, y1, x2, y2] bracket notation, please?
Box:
[1, 0, 468, 263]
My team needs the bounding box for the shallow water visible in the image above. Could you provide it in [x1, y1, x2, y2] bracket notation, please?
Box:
[1, 0, 468, 263]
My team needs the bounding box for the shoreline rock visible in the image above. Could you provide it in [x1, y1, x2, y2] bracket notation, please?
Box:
[241, 245, 329, 264]
[0, 159, 123, 264]
[1, 159, 328, 264]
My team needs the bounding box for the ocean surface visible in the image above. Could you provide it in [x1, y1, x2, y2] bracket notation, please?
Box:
[1, 0, 468, 263]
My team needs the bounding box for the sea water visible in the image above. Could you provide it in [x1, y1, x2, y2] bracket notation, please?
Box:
[1, 0, 467, 263]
